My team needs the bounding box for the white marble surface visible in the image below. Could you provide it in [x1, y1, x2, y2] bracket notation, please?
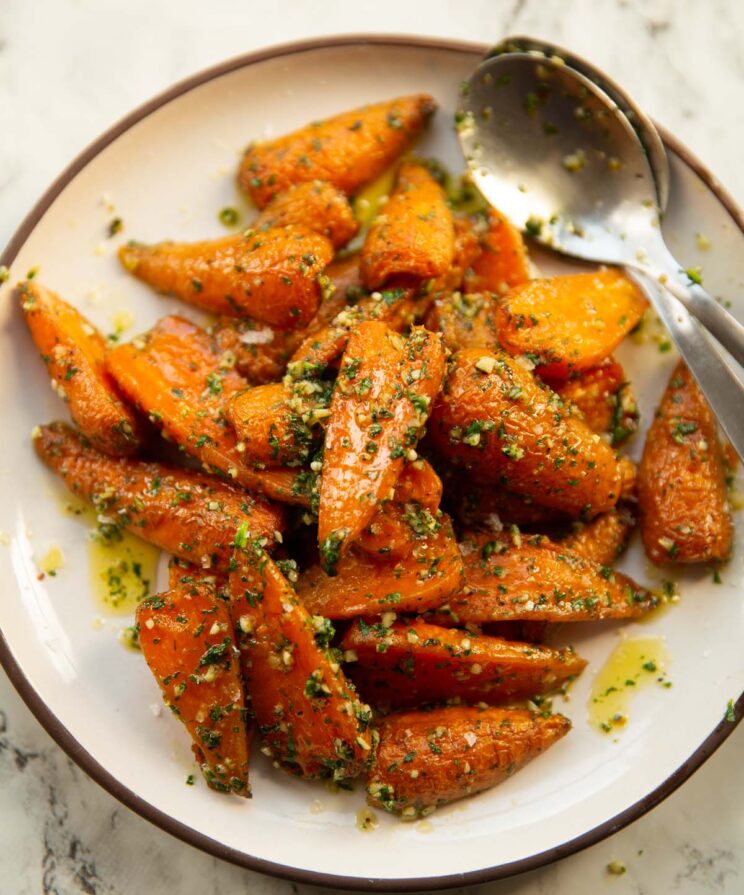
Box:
[1, 0, 743, 892]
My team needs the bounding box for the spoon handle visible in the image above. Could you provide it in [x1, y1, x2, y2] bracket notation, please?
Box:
[629, 270, 744, 460]
[634, 254, 744, 370]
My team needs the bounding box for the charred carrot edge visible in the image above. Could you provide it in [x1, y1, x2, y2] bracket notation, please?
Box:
[360, 161, 455, 289]
[33, 421, 285, 568]
[297, 513, 464, 619]
[228, 534, 375, 780]
[431, 530, 657, 625]
[342, 618, 586, 709]
[638, 360, 732, 564]
[105, 315, 311, 506]
[238, 94, 437, 207]
[19, 281, 142, 456]
[366, 706, 571, 816]
[318, 323, 445, 570]
[118, 227, 333, 329]
[137, 569, 251, 795]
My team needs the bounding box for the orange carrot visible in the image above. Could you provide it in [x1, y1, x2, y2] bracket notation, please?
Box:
[255, 181, 358, 248]
[463, 209, 530, 295]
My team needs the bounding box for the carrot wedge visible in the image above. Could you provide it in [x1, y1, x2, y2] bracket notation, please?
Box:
[341, 619, 586, 709]
[19, 282, 142, 456]
[255, 181, 358, 248]
[318, 322, 445, 569]
[463, 209, 531, 295]
[226, 382, 325, 468]
[238, 94, 436, 208]
[496, 270, 647, 380]
[105, 316, 309, 506]
[426, 291, 500, 353]
[431, 531, 656, 625]
[137, 569, 251, 795]
[638, 361, 732, 564]
[297, 513, 463, 619]
[366, 706, 571, 817]
[360, 161, 455, 289]
[33, 422, 284, 568]
[288, 285, 418, 376]
[545, 357, 639, 445]
[559, 505, 636, 566]
[211, 253, 362, 384]
[356, 460, 443, 561]
[118, 226, 333, 328]
[428, 348, 626, 518]
[228, 535, 374, 781]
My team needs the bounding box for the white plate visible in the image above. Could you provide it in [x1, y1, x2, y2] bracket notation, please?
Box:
[1, 35, 743, 891]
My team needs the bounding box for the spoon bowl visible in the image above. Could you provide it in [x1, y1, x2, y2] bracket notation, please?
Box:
[457, 45, 744, 459]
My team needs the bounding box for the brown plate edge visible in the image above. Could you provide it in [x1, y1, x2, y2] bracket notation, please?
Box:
[1, 32, 742, 894]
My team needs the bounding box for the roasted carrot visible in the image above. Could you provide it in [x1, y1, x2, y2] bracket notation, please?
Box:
[638, 361, 732, 564]
[463, 209, 530, 295]
[33, 422, 285, 568]
[430, 530, 656, 625]
[360, 161, 455, 289]
[19, 282, 142, 456]
[367, 706, 571, 816]
[105, 316, 309, 506]
[255, 181, 358, 248]
[545, 357, 639, 445]
[428, 348, 626, 518]
[137, 569, 251, 795]
[496, 270, 647, 379]
[118, 226, 333, 328]
[210, 254, 362, 384]
[442, 472, 565, 530]
[238, 94, 436, 207]
[356, 460, 443, 560]
[559, 505, 635, 566]
[226, 382, 326, 468]
[297, 513, 463, 619]
[425, 291, 500, 353]
[318, 322, 445, 569]
[427, 215, 483, 298]
[288, 284, 418, 375]
[341, 619, 586, 709]
[228, 535, 374, 781]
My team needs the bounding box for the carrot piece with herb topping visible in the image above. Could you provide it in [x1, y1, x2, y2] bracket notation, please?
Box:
[226, 381, 329, 469]
[638, 361, 732, 564]
[137, 569, 251, 796]
[341, 618, 586, 709]
[360, 161, 455, 289]
[105, 316, 310, 506]
[318, 322, 445, 571]
[118, 226, 333, 329]
[463, 209, 531, 296]
[496, 270, 647, 380]
[228, 536, 374, 781]
[255, 181, 358, 248]
[430, 530, 655, 625]
[33, 422, 284, 568]
[545, 357, 639, 445]
[425, 291, 500, 353]
[211, 253, 363, 384]
[19, 281, 142, 456]
[428, 348, 626, 518]
[238, 94, 436, 208]
[366, 706, 571, 817]
[297, 513, 463, 619]
[559, 505, 636, 566]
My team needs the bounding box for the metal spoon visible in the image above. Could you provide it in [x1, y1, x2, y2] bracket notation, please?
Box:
[485, 35, 670, 211]
[457, 48, 744, 458]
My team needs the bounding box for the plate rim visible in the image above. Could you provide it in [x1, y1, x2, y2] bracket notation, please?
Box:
[1, 32, 742, 892]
